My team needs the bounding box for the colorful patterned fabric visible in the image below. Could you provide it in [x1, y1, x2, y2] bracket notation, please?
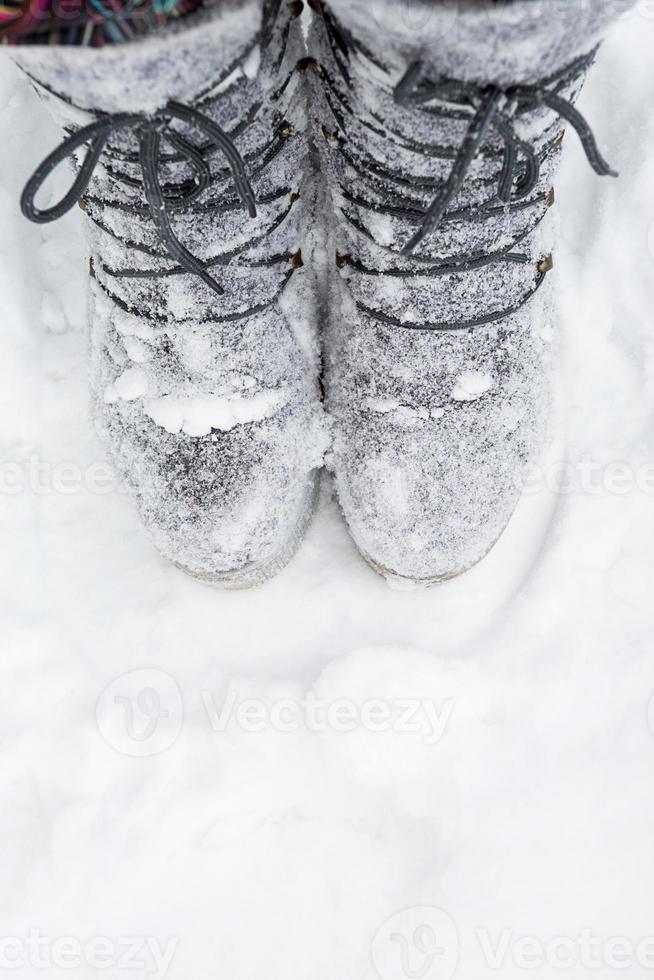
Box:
[0, 0, 202, 46]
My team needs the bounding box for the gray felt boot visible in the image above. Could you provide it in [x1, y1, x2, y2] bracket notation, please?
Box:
[10, 0, 325, 587]
[310, 0, 628, 584]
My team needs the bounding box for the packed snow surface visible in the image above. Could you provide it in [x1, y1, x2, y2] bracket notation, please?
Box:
[1, 7, 654, 980]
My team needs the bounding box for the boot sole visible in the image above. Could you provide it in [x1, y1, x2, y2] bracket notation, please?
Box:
[357, 541, 498, 589]
[342, 496, 506, 588]
[174, 470, 321, 590]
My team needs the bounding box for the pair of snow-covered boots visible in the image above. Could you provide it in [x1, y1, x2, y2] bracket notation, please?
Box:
[7, 0, 626, 586]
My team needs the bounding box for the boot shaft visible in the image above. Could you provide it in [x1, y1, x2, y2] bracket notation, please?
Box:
[9, 0, 307, 324]
[310, 0, 626, 319]
[7, 0, 289, 112]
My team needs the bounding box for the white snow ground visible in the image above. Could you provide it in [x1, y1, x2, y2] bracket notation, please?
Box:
[1, 8, 654, 980]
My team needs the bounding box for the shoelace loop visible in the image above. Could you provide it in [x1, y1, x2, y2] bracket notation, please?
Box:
[21, 100, 257, 295]
[394, 55, 617, 254]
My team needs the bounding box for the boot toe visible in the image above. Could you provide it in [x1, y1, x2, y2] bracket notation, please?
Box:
[334, 399, 539, 584]
[104, 400, 321, 587]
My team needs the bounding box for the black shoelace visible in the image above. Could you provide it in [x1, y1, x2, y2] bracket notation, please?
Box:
[394, 51, 617, 254]
[21, 101, 256, 296]
[20, 0, 301, 306]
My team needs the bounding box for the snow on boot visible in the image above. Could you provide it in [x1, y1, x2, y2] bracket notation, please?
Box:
[309, 0, 628, 584]
[9, 0, 324, 587]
